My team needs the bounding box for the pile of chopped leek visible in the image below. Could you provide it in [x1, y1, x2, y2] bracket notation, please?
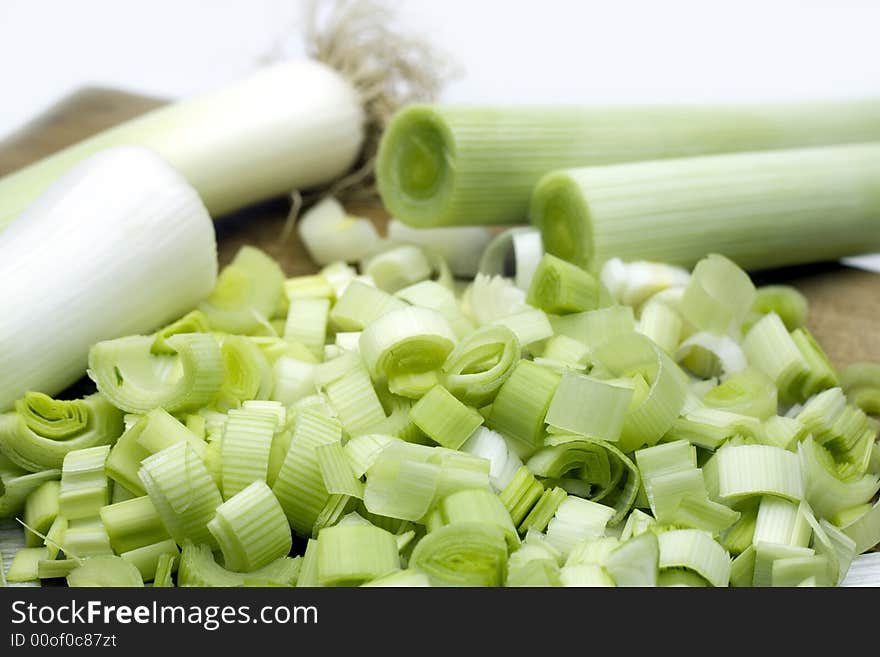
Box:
[1, 221, 879, 588]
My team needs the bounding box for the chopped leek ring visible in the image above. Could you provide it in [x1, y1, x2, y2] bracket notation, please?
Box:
[359, 307, 457, 381]
[22, 480, 60, 547]
[199, 246, 284, 335]
[410, 385, 484, 450]
[702, 368, 778, 420]
[139, 441, 223, 549]
[487, 360, 560, 457]
[220, 407, 277, 499]
[0, 392, 123, 472]
[657, 529, 731, 587]
[67, 555, 144, 587]
[410, 522, 508, 587]
[88, 333, 224, 414]
[215, 335, 273, 410]
[100, 495, 170, 554]
[316, 523, 400, 586]
[591, 332, 688, 453]
[208, 481, 292, 572]
[545, 373, 633, 441]
[177, 541, 300, 587]
[526, 253, 600, 314]
[704, 444, 804, 503]
[152, 310, 211, 354]
[442, 325, 520, 408]
[681, 254, 755, 336]
[750, 285, 809, 331]
[272, 408, 342, 536]
[59, 445, 110, 520]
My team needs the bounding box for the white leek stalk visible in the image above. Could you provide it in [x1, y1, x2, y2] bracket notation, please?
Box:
[0, 147, 217, 411]
[0, 60, 365, 231]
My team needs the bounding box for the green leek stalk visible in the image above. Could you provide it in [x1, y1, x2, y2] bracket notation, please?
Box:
[531, 142, 880, 270]
[377, 100, 880, 227]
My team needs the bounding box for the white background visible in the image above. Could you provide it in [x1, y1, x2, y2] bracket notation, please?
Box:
[1, 0, 879, 138]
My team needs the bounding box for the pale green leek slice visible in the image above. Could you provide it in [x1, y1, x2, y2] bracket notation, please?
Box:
[396, 280, 475, 339]
[344, 433, 396, 479]
[272, 408, 342, 536]
[120, 539, 179, 582]
[153, 552, 177, 587]
[198, 246, 284, 335]
[605, 532, 659, 587]
[359, 307, 457, 382]
[431, 488, 519, 549]
[208, 480, 292, 572]
[410, 522, 508, 587]
[409, 385, 483, 450]
[499, 466, 546, 527]
[704, 444, 804, 503]
[750, 285, 809, 332]
[362, 569, 432, 587]
[316, 523, 400, 586]
[545, 496, 615, 556]
[742, 313, 809, 402]
[545, 373, 633, 441]
[486, 360, 560, 457]
[526, 253, 600, 314]
[67, 555, 144, 587]
[666, 408, 761, 450]
[220, 407, 277, 499]
[59, 445, 110, 520]
[753, 496, 810, 548]
[214, 335, 273, 410]
[329, 281, 408, 332]
[702, 368, 778, 420]
[152, 310, 212, 354]
[676, 332, 747, 379]
[680, 254, 755, 336]
[88, 333, 224, 414]
[549, 306, 635, 348]
[657, 529, 731, 588]
[0, 392, 123, 472]
[315, 353, 386, 436]
[752, 542, 815, 587]
[38, 559, 80, 580]
[43, 515, 68, 560]
[840, 362, 880, 414]
[138, 441, 223, 549]
[442, 325, 520, 407]
[637, 299, 682, 356]
[63, 518, 112, 557]
[842, 500, 880, 554]
[177, 541, 301, 587]
[517, 486, 568, 535]
[798, 436, 880, 518]
[285, 297, 331, 361]
[316, 441, 364, 498]
[657, 569, 710, 587]
[591, 332, 688, 453]
[6, 546, 48, 582]
[22, 480, 60, 547]
[771, 554, 832, 587]
[99, 495, 170, 554]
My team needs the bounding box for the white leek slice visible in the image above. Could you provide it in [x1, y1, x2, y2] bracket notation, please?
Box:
[88, 333, 224, 414]
[298, 197, 380, 265]
[465, 274, 529, 325]
[841, 552, 880, 587]
[362, 244, 433, 293]
[460, 427, 522, 492]
[271, 357, 317, 406]
[605, 532, 659, 587]
[0, 147, 217, 411]
[704, 444, 804, 503]
[359, 307, 456, 381]
[600, 258, 690, 308]
[388, 219, 493, 277]
[545, 496, 615, 557]
[676, 332, 747, 379]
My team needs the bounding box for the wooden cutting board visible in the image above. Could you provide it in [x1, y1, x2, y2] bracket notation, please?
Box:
[2, 88, 879, 370]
